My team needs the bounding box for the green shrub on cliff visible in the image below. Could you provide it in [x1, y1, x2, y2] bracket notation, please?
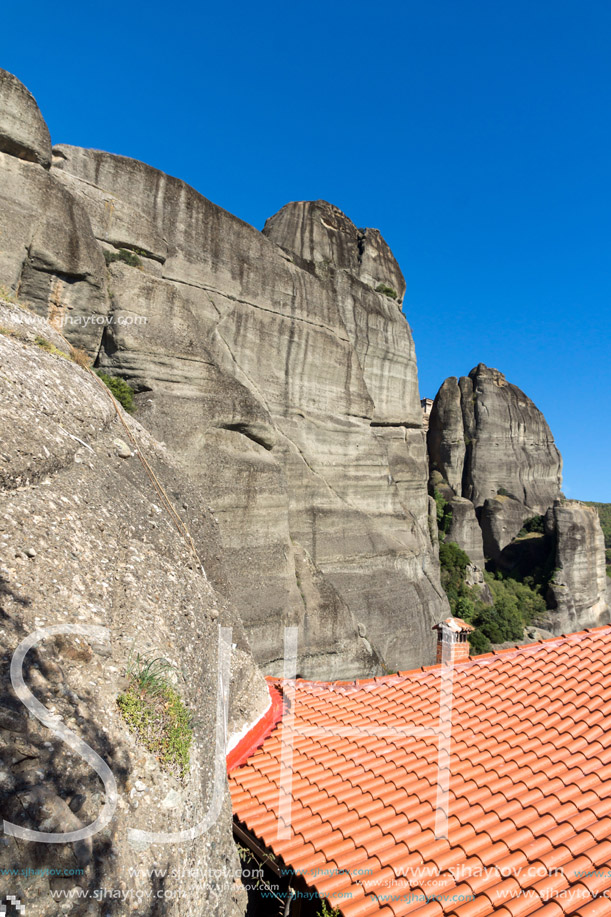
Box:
[438, 541, 471, 609]
[104, 247, 142, 268]
[468, 629, 491, 655]
[34, 335, 69, 359]
[95, 371, 135, 413]
[437, 543, 547, 653]
[517, 515, 545, 537]
[375, 283, 398, 299]
[474, 588, 524, 643]
[471, 573, 546, 647]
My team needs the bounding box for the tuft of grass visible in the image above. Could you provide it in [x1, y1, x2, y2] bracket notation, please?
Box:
[0, 326, 16, 337]
[126, 653, 174, 694]
[70, 345, 92, 369]
[104, 248, 143, 269]
[118, 652, 193, 778]
[34, 335, 69, 359]
[0, 284, 23, 306]
[95, 371, 135, 413]
[375, 283, 398, 300]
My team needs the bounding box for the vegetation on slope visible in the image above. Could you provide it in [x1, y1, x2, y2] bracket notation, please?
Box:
[434, 492, 549, 656]
[95, 371, 136, 413]
[117, 653, 193, 778]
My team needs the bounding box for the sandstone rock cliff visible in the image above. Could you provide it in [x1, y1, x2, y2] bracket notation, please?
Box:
[0, 303, 269, 915]
[446, 496, 486, 569]
[34, 144, 445, 676]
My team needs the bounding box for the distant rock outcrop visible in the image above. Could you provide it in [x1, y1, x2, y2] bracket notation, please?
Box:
[428, 364, 609, 633]
[446, 496, 486, 569]
[546, 501, 610, 632]
[428, 364, 562, 511]
[480, 494, 533, 562]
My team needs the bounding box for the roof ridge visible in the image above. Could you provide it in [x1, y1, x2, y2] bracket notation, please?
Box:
[264, 625, 611, 689]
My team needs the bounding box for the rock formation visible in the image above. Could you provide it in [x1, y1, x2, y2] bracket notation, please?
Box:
[0, 73, 109, 347]
[479, 495, 533, 562]
[42, 139, 444, 676]
[428, 364, 609, 633]
[0, 67, 449, 681]
[0, 301, 268, 914]
[428, 364, 563, 512]
[0, 69, 51, 167]
[546, 501, 610, 632]
[446, 496, 486, 569]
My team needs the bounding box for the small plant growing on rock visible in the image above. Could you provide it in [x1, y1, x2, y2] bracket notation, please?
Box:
[69, 345, 92, 368]
[34, 335, 69, 359]
[317, 901, 341, 917]
[0, 284, 27, 307]
[375, 283, 398, 300]
[117, 652, 193, 778]
[95, 371, 135, 413]
[104, 248, 143, 269]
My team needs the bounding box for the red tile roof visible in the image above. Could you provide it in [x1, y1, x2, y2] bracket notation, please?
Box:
[229, 626, 611, 917]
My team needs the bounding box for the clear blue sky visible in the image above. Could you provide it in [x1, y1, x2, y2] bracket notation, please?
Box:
[4, 1, 610, 500]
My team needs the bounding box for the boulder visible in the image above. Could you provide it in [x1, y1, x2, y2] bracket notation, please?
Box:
[0, 69, 51, 168]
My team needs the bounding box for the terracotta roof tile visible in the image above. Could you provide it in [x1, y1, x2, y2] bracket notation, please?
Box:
[575, 899, 611, 917]
[230, 627, 611, 917]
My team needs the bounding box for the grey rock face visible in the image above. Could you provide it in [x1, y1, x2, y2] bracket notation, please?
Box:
[48, 146, 446, 676]
[0, 140, 110, 353]
[0, 69, 51, 168]
[427, 378, 465, 495]
[479, 495, 533, 561]
[428, 363, 562, 511]
[0, 70, 445, 679]
[547, 501, 609, 632]
[0, 317, 268, 915]
[447, 496, 485, 568]
[263, 200, 406, 302]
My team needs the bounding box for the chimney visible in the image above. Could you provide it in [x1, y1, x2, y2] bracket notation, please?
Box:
[433, 618, 475, 665]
